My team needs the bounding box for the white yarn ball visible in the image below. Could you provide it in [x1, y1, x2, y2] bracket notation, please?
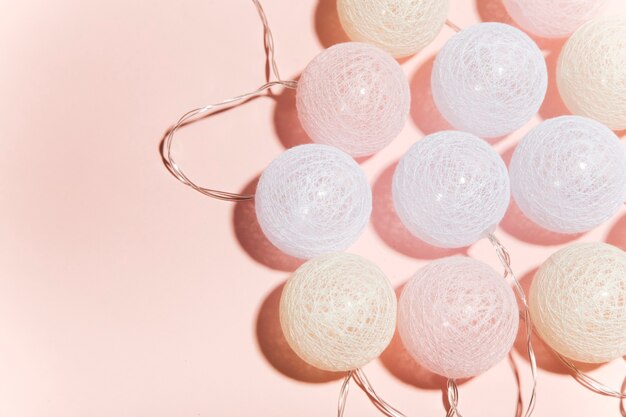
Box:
[557, 18, 626, 130]
[255, 144, 372, 259]
[296, 42, 410, 157]
[503, 0, 606, 38]
[509, 116, 626, 234]
[530, 242, 626, 363]
[280, 253, 397, 371]
[431, 23, 547, 138]
[337, 0, 449, 58]
[398, 256, 519, 379]
[392, 131, 510, 248]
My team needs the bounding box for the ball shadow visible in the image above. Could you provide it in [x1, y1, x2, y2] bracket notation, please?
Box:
[314, 0, 350, 49]
[380, 285, 471, 389]
[272, 75, 313, 150]
[474, 0, 566, 51]
[538, 49, 570, 121]
[372, 161, 469, 259]
[513, 268, 604, 374]
[232, 175, 304, 272]
[499, 144, 584, 246]
[256, 282, 345, 383]
[607, 214, 626, 251]
[409, 55, 454, 136]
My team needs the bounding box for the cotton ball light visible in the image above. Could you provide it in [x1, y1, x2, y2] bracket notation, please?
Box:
[255, 144, 371, 259]
[431, 23, 547, 138]
[398, 257, 519, 379]
[392, 131, 510, 248]
[557, 18, 626, 130]
[530, 242, 626, 363]
[337, 0, 449, 58]
[296, 42, 410, 157]
[509, 116, 626, 234]
[503, 0, 606, 38]
[280, 252, 397, 371]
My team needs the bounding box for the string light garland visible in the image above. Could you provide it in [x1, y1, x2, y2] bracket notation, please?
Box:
[160, 0, 626, 415]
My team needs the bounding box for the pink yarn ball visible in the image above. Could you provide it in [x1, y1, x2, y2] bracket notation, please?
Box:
[398, 257, 519, 379]
[297, 42, 410, 157]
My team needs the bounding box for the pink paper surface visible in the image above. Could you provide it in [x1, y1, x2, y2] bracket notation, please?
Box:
[0, 0, 624, 416]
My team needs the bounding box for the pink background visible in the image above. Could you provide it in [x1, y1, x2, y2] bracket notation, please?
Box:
[1, 0, 625, 416]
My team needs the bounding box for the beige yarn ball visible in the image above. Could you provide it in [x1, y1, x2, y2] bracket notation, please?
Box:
[530, 243, 626, 363]
[557, 18, 626, 130]
[279, 253, 397, 371]
[337, 0, 449, 58]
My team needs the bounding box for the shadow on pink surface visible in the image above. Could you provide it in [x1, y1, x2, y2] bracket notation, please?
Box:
[256, 282, 345, 383]
[513, 267, 604, 374]
[232, 176, 304, 272]
[499, 144, 584, 246]
[314, 0, 350, 49]
[607, 214, 626, 251]
[272, 76, 313, 150]
[380, 285, 471, 393]
[474, 0, 566, 51]
[538, 48, 571, 121]
[372, 161, 469, 259]
[409, 55, 454, 137]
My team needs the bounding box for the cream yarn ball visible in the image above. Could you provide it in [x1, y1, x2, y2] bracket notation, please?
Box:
[503, 0, 606, 38]
[557, 18, 626, 130]
[280, 253, 397, 371]
[530, 243, 626, 363]
[509, 116, 626, 234]
[431, 23, 547, 138]
[392, 131, 510, 248]
[296, 42, 410, 157]
[255, 144, 372, 259]
[337, 0, 449, 58]
[398, 257, 519, 379]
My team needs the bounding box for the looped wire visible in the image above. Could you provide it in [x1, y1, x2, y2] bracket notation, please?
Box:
[337, 368, 408, 417]
[487, 233, 538, 417]
[446, 353, 525, 417]
[488, 236, 626, 402]
[161, 0, 297, 202]
[445, 20, 462, 33]
[555, 354, 626, 399]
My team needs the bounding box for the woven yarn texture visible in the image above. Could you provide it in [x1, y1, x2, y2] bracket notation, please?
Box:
[557, 17, 626, 130]
[431, 22, 547, 138]
[255, 144, 372, 259]
[392, 131, 510, 248]
[398, 256, 519, 379]
[530, 242, 626, 363]
[509, 116, 626, 234]
[279, 252, 397, 371]
[503, 0, 606, 38]
[296, 42, 410, 157]
[337, 0, 449, 57]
